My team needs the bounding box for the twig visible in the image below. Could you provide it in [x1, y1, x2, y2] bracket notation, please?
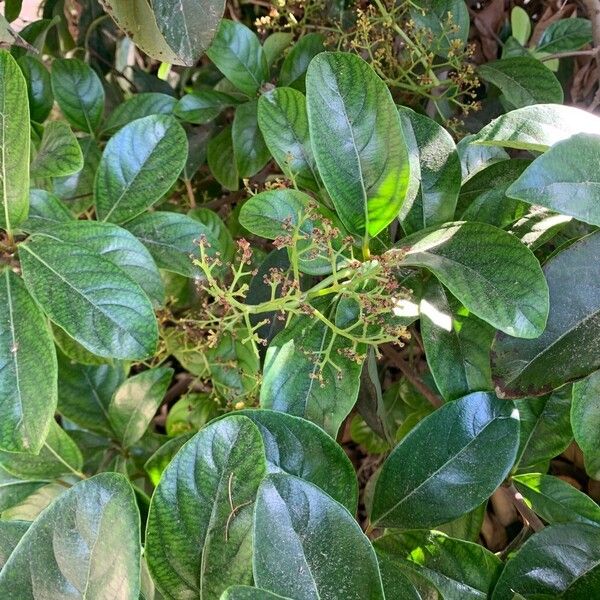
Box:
[539, 47, 600, 61]
[501, 483, 545, 533]
[583, 0, 600, 108]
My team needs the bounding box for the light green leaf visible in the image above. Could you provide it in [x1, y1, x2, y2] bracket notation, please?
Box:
[51, 58, 104, 132]
[279, 33, 325, 91]
[17, 55, 53, 123]
[306, 52, 410, 238]
[108, 367, 173, 447]
[491, 523, 600, 599]
[536, 18, 592, 54]
[471, 104, 600, 152]
[513, 473, 600, 526]
[0, 50, 30, 232]
[507, 133, 600, 226]
[511, 6, 531, 45]
[207, 125, 239, 190]
[374, 530, 502, 599]
[175, 90, 237, 124]
[21, 189, 74, 232]
[371, 392, 520, 528]
[232, 99, 270, 178]
[0, 473, 141, 600]
[0, 269, 56, 454]
[262, 32, 293, 67]
[258, 87, 320, 190]
[30, 121, 83, 179]
[146, 416, 267, 600]
[254, 473, 385, 600]
[399, 106, 461, 232]
[221, 587, 291, 600]
[206, 20, 268, 97]
[478, 57, 563, 109]
[95, 114, 188, 223]
[102, 92, 177, 134]
[492, 231, 600, 397]
[399, 221, 549, 338]
[20, 235, 158, 360]
[572, 370, 600, 479]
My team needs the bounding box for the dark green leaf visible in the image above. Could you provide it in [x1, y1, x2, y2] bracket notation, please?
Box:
[188, 207, 235, 263]
[30, 121, 83, 179]
[306, 52, 410, 238]
[232, 99, 270, 178]
[221, 587, 291, 600]
[399, 221, 549, 338]
[478, 57, 563, 109]
[420, 279, 494, 401]
[57, 352, 126, 436]
[51, 58, 104, 132]
[144, 432, 194, 486]
[536, 18, 592, 54]
[108, 367, 173, 447]
[0, 50, 30, 232]
[491, 523, 600, 599]
[513, 473, 600, 526]
[95, 114, 188, 223]
[492, 231, 600, 397]
[206, 20, 268, 97]
[146, 416, 267, 600]
[509, 206, 572, 250]
[279, 33, 325, 90]
[258, 87, 319, 190]
[471, 104, 600, 151]
[254, 473, 385, 600]
[4, 0, 23, 23]
[0, 269, 57, 453]
[399, 107, 461, 232]
[456, 134, 509, 182]
[374, 530, 502, 599]
[572, 370, 600, 479]
[262, 32, 293, 67]
[102, 92, 177, 134]
[21, 189, 74, 232]
[0, 521, 29, 570]
[166, 393, 219, 436]
[0, 466, 47, 512]
[515, 387, 573, 470]
[0, 473, 141, 599]
[20, 235, 158, 360]
[235, 409, 358, 512]
[371, 392, 520, 528]
[207, 125, 239, 190]
[175, 89, 236, 124]
[17, 55, 53, 123]
[507, 133, 600, 227]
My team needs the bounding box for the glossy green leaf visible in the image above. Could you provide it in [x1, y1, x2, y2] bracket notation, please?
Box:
[0, 421, 82, 480]
[52, 323, 112, 367]
[258, 87, 319, 190]
[492, 231, 600, 397]
[232, 99, 270, 178]
[262, 31, 293, 66]
[371, 392, 520, 528]
[306, 52, 410, 238]
[513, 473, 600, 526]
[51, 58, 104, 132]
[491, 523, 600, 599]
[207, 125, 239, 190]
[472, 104, 600, 151]
[279, 33, 325, 90]
[254, 473, 385, 600]
[456, 134, 508, 181]
[126, 211, 221, 279]
[572, 370, 600, 479]
[17, 55, 53, 123]
[0, 466, 48, 513]
[146, 416, 267, 600]
[20, 235, 158, 360]
[515, 387, 572, 470]
[374, 530, 502, 599]
[221, 587, 291, 600]
[0, 521, 29, 570]
[95, 114, 188, 223]
[30, 121, 83, 179]
[149, 0, 225, 67]
[0, 473, 141, 599]
[38, 221, 164, 307]
[0, 50, 30, 232]
[398, 106, 461, 232]
[235, 409, 358, 512]
[261, 308, 363, 437]
[57, 352, 126, 436]
[399, 221, 549, 338]
[420, 279, 494, 401]
[175, 90, 236, 124]
[102, 92, 177, 134]
[0, 269, 56, 453]
[108, 367, 173, 447]
[21, 189, 74, 232]
[479, 57, 563, 109]
[436, 502, 487, 543]
[507, 133, 600, 226]
[536, 18, 592, 54]
[206, 20, 268, 97]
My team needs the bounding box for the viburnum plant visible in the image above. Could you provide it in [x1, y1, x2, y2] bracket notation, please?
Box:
[1, 1, 600, 599]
